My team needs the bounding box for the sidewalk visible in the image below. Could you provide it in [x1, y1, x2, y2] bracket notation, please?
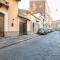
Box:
[0, 34, 39, 49]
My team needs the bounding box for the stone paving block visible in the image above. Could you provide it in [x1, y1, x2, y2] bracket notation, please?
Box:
[0, 34, 38, 49]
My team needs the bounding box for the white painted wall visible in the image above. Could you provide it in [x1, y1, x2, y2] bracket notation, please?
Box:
[30, 13, 44, 28]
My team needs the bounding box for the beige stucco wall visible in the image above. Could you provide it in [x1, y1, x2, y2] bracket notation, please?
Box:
[30, 0, 45, 16]
[8, 0, 19, 32]
[0, 0, 20, 36]
[0, 7, 8, 13]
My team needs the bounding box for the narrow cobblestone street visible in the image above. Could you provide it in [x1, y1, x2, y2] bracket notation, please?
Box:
[0, 31, 60, 60]
[0, 0, 60, 60]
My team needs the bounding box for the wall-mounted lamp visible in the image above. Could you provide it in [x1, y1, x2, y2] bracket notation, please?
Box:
[11, 19, 14, 27]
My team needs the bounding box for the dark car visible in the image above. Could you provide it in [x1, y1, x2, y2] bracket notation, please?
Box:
[37, 28, 48, 35]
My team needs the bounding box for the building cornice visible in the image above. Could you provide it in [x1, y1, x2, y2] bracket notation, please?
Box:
[0, 0, 9, 10]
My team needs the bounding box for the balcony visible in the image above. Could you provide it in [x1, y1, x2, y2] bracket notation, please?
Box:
[16, 0, 21, 1]
[0, 0, 9, 9]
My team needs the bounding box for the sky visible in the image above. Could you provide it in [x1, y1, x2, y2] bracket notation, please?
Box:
[18, 0, 60, 21]
[47, 0, 60, 20]
[18, 0, 30, 10]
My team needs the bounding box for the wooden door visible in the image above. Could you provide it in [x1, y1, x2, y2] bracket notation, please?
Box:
[19, 22, 23, 35]
[0, 13, 4, 37]
[23, 21, 27, 35]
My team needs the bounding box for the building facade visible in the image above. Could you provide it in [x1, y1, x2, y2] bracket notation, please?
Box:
[45, 1, 53, 29]
[0, 0, 46, 37]
[29, 0, 45, 34]
[51, 20, 60, 31]
[30, 0, 45, 15]
[18, 9, 31, 35]
[18, 0, 46, 35]
[0, 0, 20, 37]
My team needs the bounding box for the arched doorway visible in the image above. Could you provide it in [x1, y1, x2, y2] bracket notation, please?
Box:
[0, 13, 4, 37]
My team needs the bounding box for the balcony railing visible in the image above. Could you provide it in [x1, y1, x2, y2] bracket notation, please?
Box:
[0, 0, 9, 9]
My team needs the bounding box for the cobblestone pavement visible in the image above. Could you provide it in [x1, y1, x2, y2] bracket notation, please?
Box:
[0, 31, 60, 60]
[0, 34, 38, 49]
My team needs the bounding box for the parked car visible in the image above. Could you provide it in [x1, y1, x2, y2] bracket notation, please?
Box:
[37, 28, 48, 35]
[47, 29, 52, 33]
[47, 28, 54, 33]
